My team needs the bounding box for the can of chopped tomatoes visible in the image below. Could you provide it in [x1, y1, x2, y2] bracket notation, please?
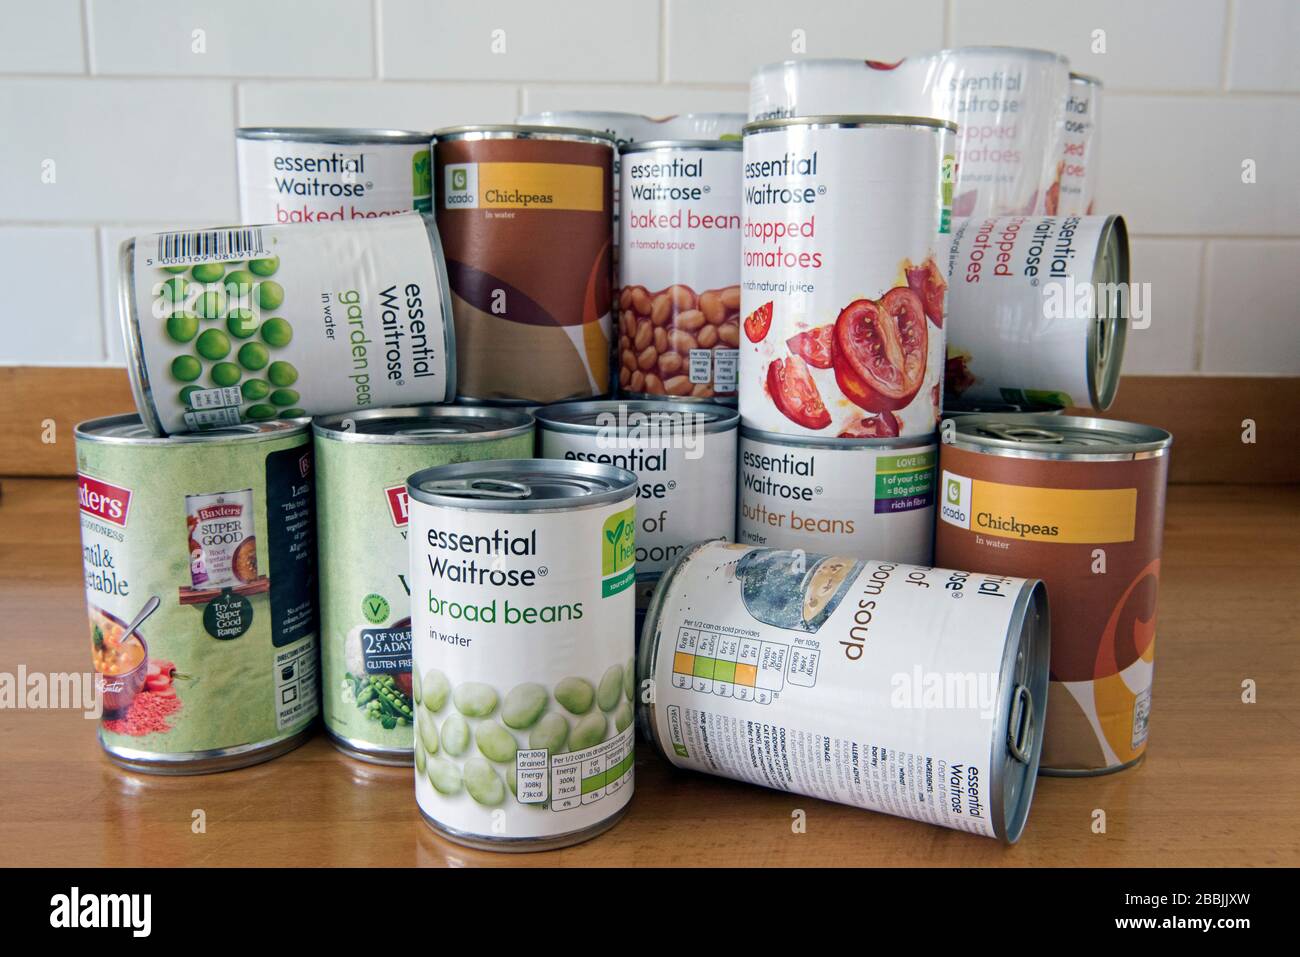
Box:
[1057, 74, 1103, 216]
[740, 116, 955, 439]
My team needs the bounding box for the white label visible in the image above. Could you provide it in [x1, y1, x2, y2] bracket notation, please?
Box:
[1057, 79, 1101, 216]
[275, 642, 319, 731]
[410, 496, 636, 842]
[647, 541, 1034, 839]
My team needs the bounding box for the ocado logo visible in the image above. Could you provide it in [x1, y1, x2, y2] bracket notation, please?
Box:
[946, 478, 962, 504]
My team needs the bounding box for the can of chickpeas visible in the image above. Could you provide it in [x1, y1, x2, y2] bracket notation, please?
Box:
[119, 213, 457, 435]
[314, 406, 535, 765]
[617, 141, 742, 401]
[407, 459, 638, 850]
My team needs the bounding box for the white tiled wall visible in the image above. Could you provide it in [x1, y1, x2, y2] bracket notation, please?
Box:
[1, 0, 1296, 375]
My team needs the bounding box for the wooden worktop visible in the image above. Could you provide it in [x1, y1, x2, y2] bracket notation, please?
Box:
[2, 477, 1296, 867]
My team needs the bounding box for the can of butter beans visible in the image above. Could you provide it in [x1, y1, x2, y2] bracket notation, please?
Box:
[618, 141, 742, 401]
[639, 540, 1050, 842]
[235, 127, 433, 225]
[934, 414, 1171, 776]
[75, 414, 318, 773]
[407, 459, 638, 850]
[738, 425, 936, 564]
[433, 125, 615, 405]
[1057, 74, 1103, 216]
[943, 214, 1129, 411]
[120, 212, 456, 435]
[741, 116, 955, 439]
[314, 406, 535, 765]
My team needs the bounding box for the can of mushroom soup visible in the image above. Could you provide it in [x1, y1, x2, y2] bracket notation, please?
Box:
[119, 212, 456, 435]
[1057, 74, 1103, 216]
[618, 141, 742, 401]
[943, 214, 1129, 411]
[75, 414, 318, 773]
[235, 127, 433, 225]
[433, 125, 615, 405]
[935, 414, 1172, 775]
[738, 425, 936, 564]
[741, 116, 955, 438]
[314, 406, 535, 765]
[407, 459, 638, 850]
[639, 540, 1050, 842]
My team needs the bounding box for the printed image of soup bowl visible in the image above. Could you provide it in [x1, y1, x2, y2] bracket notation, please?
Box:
[93, 609, 150, 720]
[737, 549, 862, 633]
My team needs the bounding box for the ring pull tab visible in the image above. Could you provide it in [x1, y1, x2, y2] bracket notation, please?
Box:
[421, 478, 532, 500]
[1007, 684, 1035, 764]
[979, 424, 1066, 444]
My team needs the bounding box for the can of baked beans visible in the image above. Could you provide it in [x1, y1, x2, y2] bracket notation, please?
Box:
[943, 214, 1129, 411]
[740, 115, 955, 438]
[433, 125, 615, 405]
[639, 540, 1050, 842]
[618, 141, 742, 401]
[75, 414, 318, 773]
[1057, 74, 1103, 216]
[738, 425, 936, 564]
[934, 414, 1172, 775]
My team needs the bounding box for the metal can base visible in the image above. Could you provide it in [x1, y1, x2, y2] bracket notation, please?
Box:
[418, 802, 629, 853]
[327, 728, 414, 767]
[100, 724, 315, 775]
[1039, 753, 1146, 778]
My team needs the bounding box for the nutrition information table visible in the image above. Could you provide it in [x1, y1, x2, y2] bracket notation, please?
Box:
[669, 626, 820, 702]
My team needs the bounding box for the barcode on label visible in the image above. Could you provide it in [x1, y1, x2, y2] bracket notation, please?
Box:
[157, 228, 265, 265]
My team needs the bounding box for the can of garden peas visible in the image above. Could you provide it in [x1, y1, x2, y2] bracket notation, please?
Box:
[313, 406, 535, 765]
[120, 212, 457, 436]
[407, 459, 638, 851]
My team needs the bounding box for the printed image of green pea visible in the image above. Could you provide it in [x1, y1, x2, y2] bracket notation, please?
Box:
[554, 677, 594, 715]
[193, 290, 226, 321]
[268, 361, 298, 386]
[462, 758, 504, 805]
[210, 361, 241, 387]
[501, 683, 547, 729]
[195, 328, 230, 360]
[428, 756, 463, 796]
[613, 698, 634, 735]
[528, 712, 569, 754]
[570, 711, 606, 751]
[191, 262, 225, 283]
[238, 342, 269, 371]
[624, 656, 635, 702]
[158, 276, 188, 302]
[280, 408, 306, 417]
[476, 722, 518, 764]
[453, 681, 497, 718]
[260, 317, 293, 347]
[440, 713, 470, 756]
[257, 281, 284, 310]
[414, 742, 427, 775]
[270, 388, 299, 407]
[248, 255, 279, 277]
[165, 311, 199, 343]
[418, 710, 439, 754]
[597, 664, 623, 712]
[244, 403, 277, 421]
[171, 355, 202, 382]
[162, 264, 188, 275]
[179, 385, 201, 406]
[241, 378, 270, 401]
[421, 669, 450, 713]
[226, 309, 258, 339]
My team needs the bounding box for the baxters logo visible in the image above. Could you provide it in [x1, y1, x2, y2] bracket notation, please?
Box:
[78, 474, 131, 527]
[196, 503, 244, 522]
[385, 484, 409, 527]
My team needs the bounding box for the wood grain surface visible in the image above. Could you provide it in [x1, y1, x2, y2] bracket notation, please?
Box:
[0, 477, 1296, 867]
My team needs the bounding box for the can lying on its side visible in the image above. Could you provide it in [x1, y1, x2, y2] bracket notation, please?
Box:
[314, 406, 535, 765]
[120, 212, 456, 435]
[738, 425, 936, 564]
[76, 414, 319, 773]
[944, 214, 1129, 411]
[408, 460, 638, 851]
[639, 540, 1049, 842]
[935, 414, 1172, 775]
[1057, 74, 1103, 217]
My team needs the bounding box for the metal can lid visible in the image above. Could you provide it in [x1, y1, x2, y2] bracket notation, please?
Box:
[313, 405, 533, 444]
[1087, 215, 1130, 411]
[406, 459, 636, 512]
[75, 412, 308, 446]
[744, 114, 957, 135]
[739, 421, 935, 450]
[432, 124, 617, 146]
[1069, 71, 1104, 86]
[619, 139, 742, 155]
[536, 400, 738, 436]
[947, 413, 1172, 459]
[942, 400, 1066, 418]
[236, 127, 431, 144]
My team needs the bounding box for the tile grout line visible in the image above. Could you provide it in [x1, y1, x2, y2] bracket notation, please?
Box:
[659, 0, 669, 84]
[1220, 0, 1237, 91]
[372, 0, 384, 80]
[80, 0, 94, 74]
[1193, 241, 1210, 371]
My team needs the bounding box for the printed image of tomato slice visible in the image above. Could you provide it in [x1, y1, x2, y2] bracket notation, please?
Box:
[786, 325, 834, 369]
[945, 352, 976, 397]
[145, 674, 172, 693]
[905, 258, 946, 327]
[838, 412, 900, 438]
[743, 301, 773, 343]
[832, 288, 928, 412]
[865, 59, 903, 70]
[766, 356, 831, 430]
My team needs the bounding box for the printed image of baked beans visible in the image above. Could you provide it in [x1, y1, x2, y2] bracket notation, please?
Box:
[616, 284, 740, 398]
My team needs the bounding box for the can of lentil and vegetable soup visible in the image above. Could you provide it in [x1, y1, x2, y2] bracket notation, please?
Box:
[935, 414, 1171, 775]
[407, 459, 638, 850]
[120, 212, 456, 435]
[943, 214, 1129, 411]
[618, 141, 742, 401]
[639, 540, 1049, 842]
[314, 406, 535, 765]
[75, 414, 318, 773]
[740, 116, 955, 439]
[236, 127, 433, 225]
[738, 425, 936, 564]
[433, 125, 615, 405]
[1057, 74, 1103, 216]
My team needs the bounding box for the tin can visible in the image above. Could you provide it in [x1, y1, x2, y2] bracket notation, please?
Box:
[535, 400, 738, 606]
[1057, 74, 1103, 216]
[934, 414, 1172, 775]
[515, 111, 745, 145]
[75, 414, 318, 773]
[433, 125, 615, 405]
[235, 127, 433, 225]
[618, 141, 742, 401]
[120, 212, 456, 435]
[942, 400, 1067, 418]
[639, 540, 1049, 842]
[943, 214, 1129, 411]
[314, 406, 535, 765]
[741, 116, 955, 438]
[407, 459, 638, 850]
[738, 425, 936, 563]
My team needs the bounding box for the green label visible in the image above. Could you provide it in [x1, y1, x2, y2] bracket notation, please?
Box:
[875, 451, 936, 500]
[600, 507, 635, 596]
[362, 593, 390, 624]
